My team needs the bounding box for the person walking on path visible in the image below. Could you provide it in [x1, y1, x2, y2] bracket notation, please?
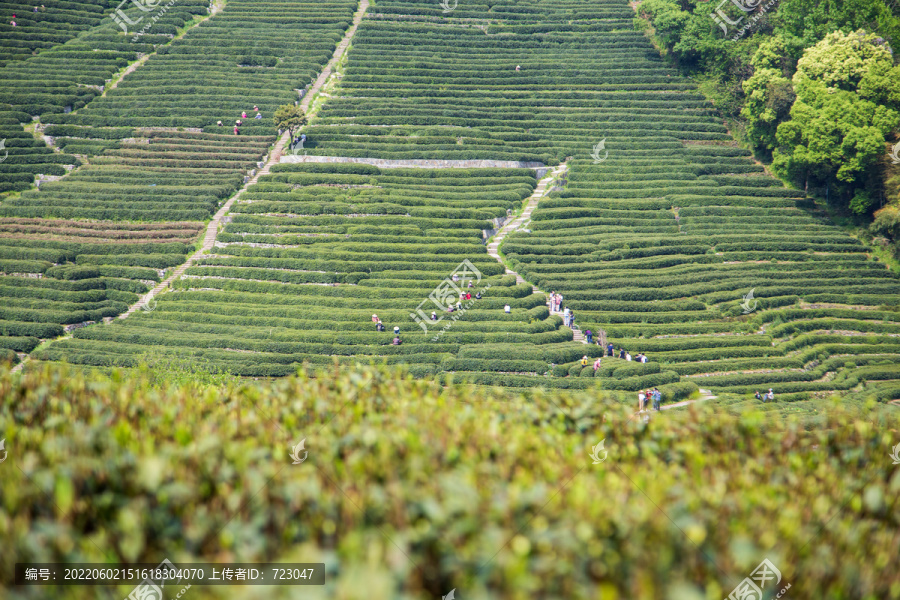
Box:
[607, 343, 614, 357]
[585, 329, 593, 344]
[652, 388, 661, 411]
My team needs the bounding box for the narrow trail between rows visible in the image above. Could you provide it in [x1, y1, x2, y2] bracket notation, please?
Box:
[485, 162, 590, 338]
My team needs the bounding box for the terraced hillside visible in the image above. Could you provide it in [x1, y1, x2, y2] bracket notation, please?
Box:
[0, 0, 117, 66]
[507, 150, 900, 400]
[37, 164, 591, 386]
[305, 0, 712, 162]
[0, 0, 357, 362]
[299, 0, 900, 399]
[8, 0, 900, 400]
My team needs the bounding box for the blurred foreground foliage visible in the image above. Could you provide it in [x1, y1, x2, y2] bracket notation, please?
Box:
[0, 362, 899, 599]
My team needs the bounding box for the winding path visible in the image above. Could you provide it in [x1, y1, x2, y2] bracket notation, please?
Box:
[485, 162, 588, 339]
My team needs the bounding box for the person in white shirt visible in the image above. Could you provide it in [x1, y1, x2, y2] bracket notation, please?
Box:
[625, 352, 632, 362]
[504, 304, 511, 313]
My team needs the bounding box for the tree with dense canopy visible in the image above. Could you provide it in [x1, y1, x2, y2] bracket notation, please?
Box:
[273, 104, 308, 139]
[772, 30, 900, 213]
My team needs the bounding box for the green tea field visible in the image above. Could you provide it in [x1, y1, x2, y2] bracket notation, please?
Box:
[1, 0, 900, 597]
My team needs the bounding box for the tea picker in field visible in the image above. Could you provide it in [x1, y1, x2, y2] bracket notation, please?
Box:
[372, 313, 379, 322]
[755, 391, 762, 401]
[394, 326, 400, 335]
[393, 336, 402, 345]
[504, 304, 511, 313]
[376, 320, 385, 332]
[593, 357, 602, 371]
[581, 355, 589, 367]
[619, 348, 626, 359]
[607, 342, 614, 357]
[765, 388, 775, 402]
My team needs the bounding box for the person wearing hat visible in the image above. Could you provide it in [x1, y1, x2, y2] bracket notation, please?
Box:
[393, 326, 400, 335]
[372, 314, 379, 322]
[765, 388, 774, 402]
[430, 311, 437, 321]
[392, 336, 402, 345]
[375, 320, 384, 332]
[580, 355, 588, 367]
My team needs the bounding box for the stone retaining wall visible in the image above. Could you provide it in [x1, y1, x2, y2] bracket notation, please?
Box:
[280, 154, 546, 170]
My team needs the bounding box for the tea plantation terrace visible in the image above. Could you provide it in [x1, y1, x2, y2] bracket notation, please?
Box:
[0, 0, 358, 361]
[4, 0, 900, 401]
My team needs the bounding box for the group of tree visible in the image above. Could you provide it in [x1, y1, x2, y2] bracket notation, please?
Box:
[637, 0, 900, 223]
